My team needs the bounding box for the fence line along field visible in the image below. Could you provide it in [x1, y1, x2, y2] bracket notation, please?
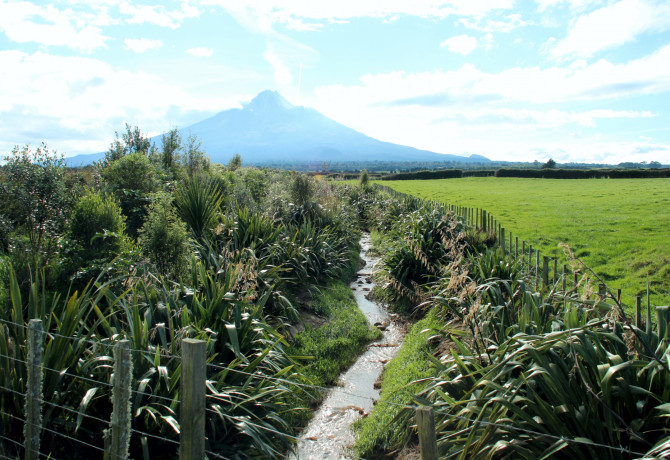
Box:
[379, 177, 670, 308]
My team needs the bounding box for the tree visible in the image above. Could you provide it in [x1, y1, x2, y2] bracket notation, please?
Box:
[138, 192, 190, 280]
[105, 124, 153, 162]
[542, 158, 557, 169]
[185, 134, 209, 178]
[101, 152, 159, 237]
[160, 128, 182, 172]
[0, 143, 69, 265]
[228, 153, 242, 171]
[359, 169, 369, 187]
[69, 190, 126, 263]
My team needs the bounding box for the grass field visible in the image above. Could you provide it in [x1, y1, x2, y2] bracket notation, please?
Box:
[379, 177, 670, 309]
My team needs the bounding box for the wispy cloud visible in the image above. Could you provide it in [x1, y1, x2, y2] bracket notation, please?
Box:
[119, 2, 200, 29]
[0, 1, 111, 53]
[124, 38, 163, 53]
[186, 47, 214, 57]
[551, 0, 670, 58]
[440, 34, 478, 54]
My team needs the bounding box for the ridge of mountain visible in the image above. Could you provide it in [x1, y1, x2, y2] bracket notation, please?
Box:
[66, 90, 490, 166]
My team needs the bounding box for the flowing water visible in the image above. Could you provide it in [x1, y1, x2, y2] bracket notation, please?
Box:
[292, 233, 406, 459]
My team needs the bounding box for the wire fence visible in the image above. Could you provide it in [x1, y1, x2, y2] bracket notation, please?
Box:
[0, 186, 666, 459]
[1, 308, 661, 460]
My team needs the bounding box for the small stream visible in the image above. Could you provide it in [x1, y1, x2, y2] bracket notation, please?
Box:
[292, 233, 406, 459]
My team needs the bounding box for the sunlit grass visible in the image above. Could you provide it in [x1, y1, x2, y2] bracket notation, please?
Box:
[378, 177, 670, 308]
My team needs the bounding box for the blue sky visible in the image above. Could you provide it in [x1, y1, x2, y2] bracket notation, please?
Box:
[1, 0, 669, 164]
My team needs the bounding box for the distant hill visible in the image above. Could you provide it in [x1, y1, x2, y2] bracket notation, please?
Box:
[66, 90, 490, 166]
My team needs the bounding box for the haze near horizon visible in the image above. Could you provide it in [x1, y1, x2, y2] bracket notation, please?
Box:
[1, 0, 669, 164]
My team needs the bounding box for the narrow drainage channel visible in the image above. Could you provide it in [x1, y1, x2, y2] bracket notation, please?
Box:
[292, 233, 406, 459]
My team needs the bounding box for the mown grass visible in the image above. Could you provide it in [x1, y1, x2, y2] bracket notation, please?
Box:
[379, 177, 670, 309]
[354, 308, 442, 458]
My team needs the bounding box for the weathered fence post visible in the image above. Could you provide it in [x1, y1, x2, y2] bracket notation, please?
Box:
[515, 237, 518, 259]
[528, 245, 532, 274]
[25, 319, 43, 460]
[553, 258, 558, 285]
[482, 210, 486, 232]
[416, 406, 438, 460]
[635, 296, 642, 328]
[501, 228, 506, 253]
[180, 339, 207, 460]
[535, 250, 540, 288]
[562, 265, 567, 292]
[109, 340, 132, 460]
[542, 256, 549, 287]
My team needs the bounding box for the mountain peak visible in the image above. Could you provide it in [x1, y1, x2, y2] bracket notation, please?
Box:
[245, 90, 294, 111]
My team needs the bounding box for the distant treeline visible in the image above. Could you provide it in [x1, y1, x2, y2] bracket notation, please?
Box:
[358, 167, 670, 181]
[494, 168, 670, 179]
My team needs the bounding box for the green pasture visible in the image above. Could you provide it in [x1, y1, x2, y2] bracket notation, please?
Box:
[379, 177, 670, 308]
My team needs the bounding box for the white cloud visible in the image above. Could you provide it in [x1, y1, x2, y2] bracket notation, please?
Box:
[440, 34, 478, 54]
[201, 0, 514, 27]
[186, 47, 214, 57]
[0, 50, 237, 155]
[124, 38, 163, 53]
[118, 1, 200, 29]
[307, 47, 670, 163]
[263, 45, 293, 86]
[0, 1, 111, 52]
[459, 13, 527, 32]
[551, 0, 670, 58]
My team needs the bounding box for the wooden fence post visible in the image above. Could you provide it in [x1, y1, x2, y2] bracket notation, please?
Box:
[109, 340, 132, 460]
[416, 406, 438, 460]
[25, 319, 43, 460]
[501, 228, 506, 253]
[535, 250, 540, 288]
[542, 256, 549, 287]
[180, 339, 207, 460]
[515, 236, 518, 259]
[553, 258, 558, 285]
[562, 265, 567, 293]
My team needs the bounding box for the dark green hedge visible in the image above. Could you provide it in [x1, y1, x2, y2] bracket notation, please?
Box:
[383, 169, 463, 180]
[494, 168, 670, 179]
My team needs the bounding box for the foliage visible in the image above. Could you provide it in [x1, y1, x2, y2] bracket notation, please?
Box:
[106, 123, 153, 162]
[359, 169, 369, 187]
[184, 134, 209, 178]
[159, 127, 182, 172]
[174, 174, 223, 241]
[101, 152, 159, 237]
[0, 143, 69, 266]
[228, 153, 242, 171]
[542, 157, 557, 169]
[138, 192, 191, 280]
[68, 190, 126, 261]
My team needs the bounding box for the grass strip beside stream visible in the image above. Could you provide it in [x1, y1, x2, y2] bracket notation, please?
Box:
[286, 280, 382, 426]
[354, 307, 443, 458]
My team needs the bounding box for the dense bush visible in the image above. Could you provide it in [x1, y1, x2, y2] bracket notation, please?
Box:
[138, 192, 191, 280]
[101, 152, 159, 237]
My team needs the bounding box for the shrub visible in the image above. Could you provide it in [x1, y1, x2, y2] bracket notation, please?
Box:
[138, 193, 190, 280]
[101, 152, 159, 237]
[69, 190, 126, 261]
